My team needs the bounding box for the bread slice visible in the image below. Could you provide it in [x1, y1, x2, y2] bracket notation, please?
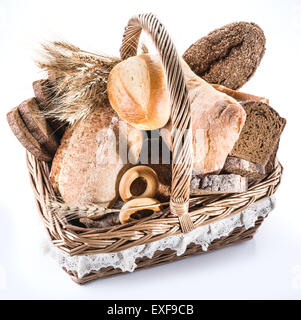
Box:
[230, 101, 286, 166]
[7, 107, 51, 162]
[32, 79, 51, 108]
[32, 79, 67, 140]
[190, 173, 248, 195]
[223, 156, 265, 179]
[265, 142, 279, 174]
[18, 98, 58, 155]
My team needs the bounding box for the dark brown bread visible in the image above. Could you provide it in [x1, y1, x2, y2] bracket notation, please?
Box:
[223, 156, 265, 179]
[183, 22, 266, 90]
[230, 101, 286, 166]
[7, 108, 51, 162]
[32, 79, 67, 140]
[191, 174, 248, 195]
[32, 79, 51, 108]
[18, 98, 58, 155]
[265, 142, 278, 174]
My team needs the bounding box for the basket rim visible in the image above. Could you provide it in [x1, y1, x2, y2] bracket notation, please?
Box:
[26, 151, 283, 256]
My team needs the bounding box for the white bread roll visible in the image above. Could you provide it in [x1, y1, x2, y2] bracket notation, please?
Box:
[50, 103, 143, 207]
[107, 54, 170, 130]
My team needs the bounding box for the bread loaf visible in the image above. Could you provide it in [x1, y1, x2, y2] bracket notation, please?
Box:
[161, 59, 246, 175]
[50, 103, 143, 207]
[108, 54, 246, 175]
[190, 174, 248, 195]
[107, 54, 170, 130]
[183, 22, 266, 90]
[212, 84, 269, 104]
[230, 101, 286, 166]
[223, 156, 265, 179]
[18, 98, 58, 156]
[7, 107, 51, 162]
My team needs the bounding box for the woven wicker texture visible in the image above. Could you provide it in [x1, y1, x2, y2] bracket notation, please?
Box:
[121, 13, 194, 233]
[26, 151, 282, 257]
[63, 216, 266, 284]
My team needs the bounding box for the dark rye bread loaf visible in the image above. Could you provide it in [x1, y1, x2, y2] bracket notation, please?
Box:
[7, 108, 51, 162]
[230, 101, 286, 166]
[183, 22, 266, 90]
[32, 79, 67, 140]
[223, 156, 265, 179]
[18, 98, 58, 156]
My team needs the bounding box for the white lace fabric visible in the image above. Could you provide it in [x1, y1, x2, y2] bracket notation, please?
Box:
[44, 197, 275, 279]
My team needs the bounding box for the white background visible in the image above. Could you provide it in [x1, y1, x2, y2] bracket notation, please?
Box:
[0, 0, 300, 300]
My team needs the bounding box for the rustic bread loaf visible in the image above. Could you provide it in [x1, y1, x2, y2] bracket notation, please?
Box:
[110, 54, 246, 175]
[230, 101, 286, 166]
[161, 59, 246, 175]
[212, 84, 269, 104]
[50, 103, 143, 207]
[183, 22, 266, 90]
[107, 54, 170, 130]
[223, 156, 265, 179]
[18, 97, 58, 156]
[190, 174, 248, 195]
[7, 107, 51, 162]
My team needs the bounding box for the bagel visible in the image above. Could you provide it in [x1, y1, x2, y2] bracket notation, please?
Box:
[119, 165, 159, 202]
[119, 197, 160, 224]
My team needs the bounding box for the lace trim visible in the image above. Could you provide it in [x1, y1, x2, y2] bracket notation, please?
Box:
[44, 197, 275, 279]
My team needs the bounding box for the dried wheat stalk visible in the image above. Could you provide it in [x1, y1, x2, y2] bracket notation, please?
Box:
[36, 41, 121, 124]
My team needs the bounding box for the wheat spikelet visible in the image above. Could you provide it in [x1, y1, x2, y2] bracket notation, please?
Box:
[36, 41, 121, 123]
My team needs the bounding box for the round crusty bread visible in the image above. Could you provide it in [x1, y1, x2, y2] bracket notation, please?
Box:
[107, 54, 170, 130]
[50, 103, 143, 207]
[183, 22, 266, 90]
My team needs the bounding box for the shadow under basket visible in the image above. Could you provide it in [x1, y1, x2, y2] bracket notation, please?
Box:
[25, 13, 284, 284]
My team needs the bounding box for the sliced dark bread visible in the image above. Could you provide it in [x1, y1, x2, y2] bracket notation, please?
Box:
[265, 142, 279, 174]
[18, 98, 58, 156]
[223, 156, 265, 179]
[190, 174, 248, 195]
[230, 101, 286, 166]
[32, 79, 67, 140]
[32, 79, 52, 108]
[7, 107, 51, 162]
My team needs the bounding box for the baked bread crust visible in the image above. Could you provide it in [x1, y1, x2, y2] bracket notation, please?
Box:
[183, 22, 266, 90]
[7, 107, 51, 162]
[18, 97, 58, 155]
[50, 103, 143, 207]
[108, 54, 170, 130]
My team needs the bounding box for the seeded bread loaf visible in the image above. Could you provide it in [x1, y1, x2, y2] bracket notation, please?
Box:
[18, 98, 58, 156]
[7, 107, 51, 162]
[230, 101, 286, 166]
[223, 156, 265, 179]
[183, 22, 266, 90]
[190, 174, 248, 195]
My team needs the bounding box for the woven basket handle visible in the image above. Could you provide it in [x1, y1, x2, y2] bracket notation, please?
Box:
[120, 13, 194, 233]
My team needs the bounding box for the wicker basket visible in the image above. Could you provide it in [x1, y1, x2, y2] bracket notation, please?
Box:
[26, 13, 283, 284]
